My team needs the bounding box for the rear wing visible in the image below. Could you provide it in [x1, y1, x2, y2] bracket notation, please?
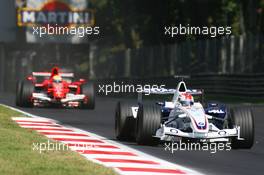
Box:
[141, 88, 203, 95]
[32, 72, 74, 78]
[137, 88, 203, 103]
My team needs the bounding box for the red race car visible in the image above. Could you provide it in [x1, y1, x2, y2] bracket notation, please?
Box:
[16, 67, 95, 109]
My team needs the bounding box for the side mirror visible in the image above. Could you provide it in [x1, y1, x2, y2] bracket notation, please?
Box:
[27, 75, 35, 81]
[79, 78, 86, 83]
[156, 102, 164, 106]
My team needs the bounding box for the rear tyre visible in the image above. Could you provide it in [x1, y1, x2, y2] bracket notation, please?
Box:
[230, 107, 254, 149]
[20, 81, 34, 107]
[15, 80, 23, 106]
[81, 82, 95, 109]
[115, 101, 136, 140]
[136, 104, 161, 146]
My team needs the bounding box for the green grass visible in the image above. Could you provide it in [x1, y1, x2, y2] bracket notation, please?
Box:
[0, 105, 117, 175]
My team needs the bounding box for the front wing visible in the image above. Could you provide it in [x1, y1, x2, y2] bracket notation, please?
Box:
[155, 125, 242, 142]
[32, 93, 85, 104]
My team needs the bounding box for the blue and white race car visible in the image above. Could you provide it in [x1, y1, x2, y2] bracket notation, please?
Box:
[115, 81, 254, 149]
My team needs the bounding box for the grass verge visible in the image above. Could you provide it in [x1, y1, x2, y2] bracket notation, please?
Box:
[0, 105, 117, 175]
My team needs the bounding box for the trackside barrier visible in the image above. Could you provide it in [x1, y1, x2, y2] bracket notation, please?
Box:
[94, 74, 264, 98]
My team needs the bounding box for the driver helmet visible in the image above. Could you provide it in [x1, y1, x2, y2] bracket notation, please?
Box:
[53, 75, 62, 83]
[179, 93, 194, 106]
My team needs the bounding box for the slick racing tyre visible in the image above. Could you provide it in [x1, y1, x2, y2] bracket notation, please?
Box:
[230, 107, 254, 149]
[136, 104, 161, 146]
[81, 82, 95, 109]
[15, 80, 23, 106]
[115, 101, 137, 140]
[20, 81, 34, 107]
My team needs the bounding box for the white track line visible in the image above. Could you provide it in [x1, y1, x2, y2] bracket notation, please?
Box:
[1, 104, 204, 175]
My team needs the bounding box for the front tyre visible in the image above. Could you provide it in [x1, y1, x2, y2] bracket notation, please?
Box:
[136, 104, 161, 146]
[15, 80, 23, 106]
[230, 107, 254, 149]
[115, 101, 136, 140]
[20, 81, 34, 107]
[81, 82, 95, 109]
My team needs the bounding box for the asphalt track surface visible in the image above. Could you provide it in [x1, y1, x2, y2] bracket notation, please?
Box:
[1, 94, 264, 175]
